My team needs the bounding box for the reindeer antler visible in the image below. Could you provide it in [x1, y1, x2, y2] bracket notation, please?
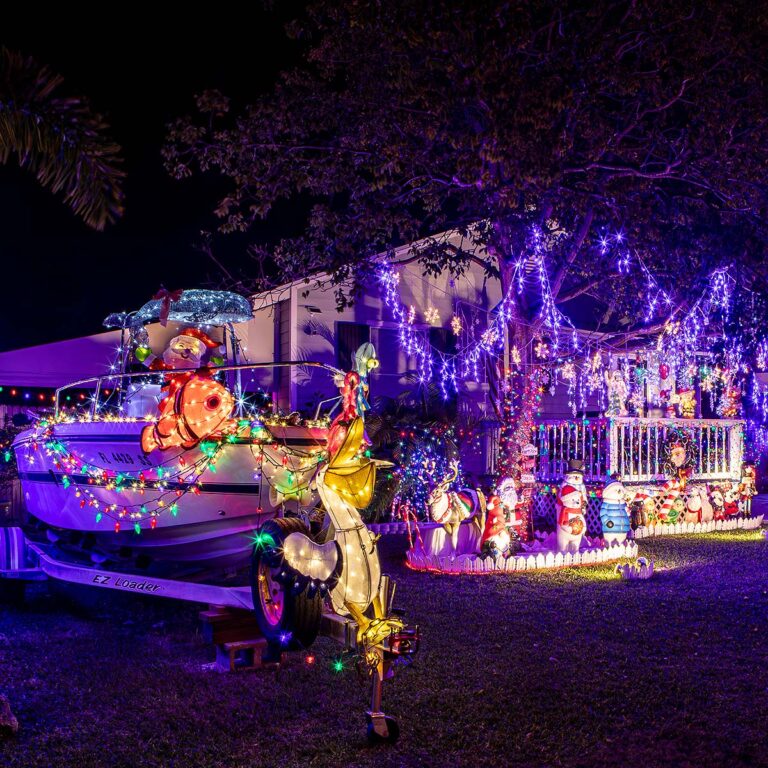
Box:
[441, 459, 459, 488]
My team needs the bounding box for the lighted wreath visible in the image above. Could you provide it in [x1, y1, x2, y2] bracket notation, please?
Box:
[661, 426, 698, 477]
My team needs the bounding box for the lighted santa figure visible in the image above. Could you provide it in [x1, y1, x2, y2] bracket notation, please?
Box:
[555, 459, 587, 553]
[140, 327, 224, 371]
[722, 483, 739, 518]
[480, 496, 512, 557]
[138, 328, 234, 453]
[599, 475, 630, 544]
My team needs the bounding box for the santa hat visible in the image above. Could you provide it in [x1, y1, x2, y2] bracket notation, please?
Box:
[559, 484, 578, 497]
[177, 328, 221, 348]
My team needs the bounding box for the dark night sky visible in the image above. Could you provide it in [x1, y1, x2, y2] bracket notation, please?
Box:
[0, 12, 300, 352]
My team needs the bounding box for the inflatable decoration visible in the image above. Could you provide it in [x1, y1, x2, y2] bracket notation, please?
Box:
[426, 461, 486, 555]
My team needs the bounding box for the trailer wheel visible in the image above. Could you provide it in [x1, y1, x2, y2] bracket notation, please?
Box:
[366, 714, 400, 744]
[250, 517, 322, 654]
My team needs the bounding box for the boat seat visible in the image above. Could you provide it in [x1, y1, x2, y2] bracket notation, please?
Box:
[122, 384, 162, 418]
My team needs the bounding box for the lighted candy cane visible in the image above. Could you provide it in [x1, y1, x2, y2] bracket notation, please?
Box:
[657, 477, 683, 521]
[397, 498, 425, 552]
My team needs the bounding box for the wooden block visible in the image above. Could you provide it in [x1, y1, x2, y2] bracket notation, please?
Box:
[199, 606, 262, 645]
[216, 638, 268, 673]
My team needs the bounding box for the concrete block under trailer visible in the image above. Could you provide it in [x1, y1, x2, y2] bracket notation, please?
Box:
[0, 528, 417, 743]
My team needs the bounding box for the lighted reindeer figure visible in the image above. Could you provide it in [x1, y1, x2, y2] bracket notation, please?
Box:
[426, 459, 486, 555]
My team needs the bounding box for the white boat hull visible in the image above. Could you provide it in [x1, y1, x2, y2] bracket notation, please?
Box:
[14, 420, 328, 569]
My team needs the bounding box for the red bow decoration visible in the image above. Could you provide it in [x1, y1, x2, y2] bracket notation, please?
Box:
[153, 287, 183, 326]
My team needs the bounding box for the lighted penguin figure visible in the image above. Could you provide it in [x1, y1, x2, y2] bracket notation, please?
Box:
[599, 475, 631, 545]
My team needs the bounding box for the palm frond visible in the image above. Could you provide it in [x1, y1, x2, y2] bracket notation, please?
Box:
[0, 48, 124, 229]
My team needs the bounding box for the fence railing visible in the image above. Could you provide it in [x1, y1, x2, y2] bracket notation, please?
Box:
[534, 417, 744, 484]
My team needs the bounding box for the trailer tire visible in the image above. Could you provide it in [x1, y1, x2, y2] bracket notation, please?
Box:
[250, 517, 322, 653]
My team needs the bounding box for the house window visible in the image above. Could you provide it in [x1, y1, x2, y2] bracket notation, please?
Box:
[429, 327, 458, 357]
[336, 322, 370, 369]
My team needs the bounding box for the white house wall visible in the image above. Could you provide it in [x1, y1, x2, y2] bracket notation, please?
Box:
[250, 257, 504, 414]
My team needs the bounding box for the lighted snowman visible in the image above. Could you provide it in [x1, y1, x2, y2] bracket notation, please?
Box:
[555, 460, 587, 553]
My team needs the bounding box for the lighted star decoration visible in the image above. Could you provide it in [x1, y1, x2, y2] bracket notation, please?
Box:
[450, 314, 463, 336]
[425, 306, 441, 325]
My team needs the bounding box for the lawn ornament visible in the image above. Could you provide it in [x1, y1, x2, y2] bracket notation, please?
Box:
[656, 475, 688, 524]
[628, 488, 653, 528]
[685, 491, 703, 523]
[698, 486, 714, 523]
[709, 486, 726, 521]
[738, 463, 757, 516]
[480, 495, 515, 557]
[250, 361, 418, 743]
[497, 476, 524, 539]
[616, 557, 654, 580]
[599, 475, 631, 544]
[722, 482, 739, 518]
[426, 460, 485, 554]
[555, 459, 587, 553]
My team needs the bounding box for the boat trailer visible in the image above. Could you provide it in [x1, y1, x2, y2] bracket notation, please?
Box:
[0, 528, 418, 743]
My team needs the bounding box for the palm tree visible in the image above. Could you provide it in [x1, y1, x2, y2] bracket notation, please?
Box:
[0, 47, 124, 230]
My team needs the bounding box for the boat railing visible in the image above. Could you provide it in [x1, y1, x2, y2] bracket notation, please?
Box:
[534, 416, 744, 484]
[54, 361, 345, 420]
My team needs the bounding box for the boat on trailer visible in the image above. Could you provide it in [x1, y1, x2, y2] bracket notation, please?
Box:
[4, 289, 418, 743]
[12, 290, 332, 569]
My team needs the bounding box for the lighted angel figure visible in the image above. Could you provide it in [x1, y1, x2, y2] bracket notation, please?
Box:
[604, 369, 629, 416]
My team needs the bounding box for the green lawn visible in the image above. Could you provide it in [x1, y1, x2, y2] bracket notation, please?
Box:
[1, 530, 767, 768]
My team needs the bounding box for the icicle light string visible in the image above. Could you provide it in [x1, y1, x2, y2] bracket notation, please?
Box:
[380, 227, 739, 393]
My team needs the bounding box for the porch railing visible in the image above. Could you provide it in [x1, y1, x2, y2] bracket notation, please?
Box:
[534, 417, 744, 484]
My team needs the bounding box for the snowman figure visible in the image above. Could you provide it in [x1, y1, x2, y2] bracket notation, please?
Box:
[555, 459, 587, 553]
[684, 492, 703, 524]
[599, 475, 630, 545]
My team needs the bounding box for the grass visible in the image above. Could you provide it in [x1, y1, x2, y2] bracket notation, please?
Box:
[1, 530, 767, 768]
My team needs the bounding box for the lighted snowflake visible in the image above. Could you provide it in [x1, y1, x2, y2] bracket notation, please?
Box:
[511, 346, 522, 365]
[481, 327, 499, 347]
[561, 362, 576, 381]
[425, 306, 441, 325]
[407, 305, 416, 325]
[534, 340, 550, 359]
[450, 315, 463, 336]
